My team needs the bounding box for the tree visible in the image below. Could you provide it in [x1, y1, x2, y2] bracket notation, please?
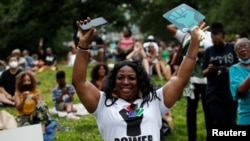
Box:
[0, 0, 249, 60]
[206, 0, 250, 39]
[0, 0, 135, 60]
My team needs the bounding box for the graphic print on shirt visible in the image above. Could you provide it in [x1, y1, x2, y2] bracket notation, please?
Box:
[119, 103, 144, 136]
[210, 53, 235, 65]
[46, 56, 54, 62]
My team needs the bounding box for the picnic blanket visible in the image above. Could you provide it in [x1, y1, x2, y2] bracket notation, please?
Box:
[49, 103, 89, 117]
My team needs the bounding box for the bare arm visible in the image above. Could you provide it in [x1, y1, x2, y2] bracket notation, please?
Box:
[202, 64, 217, 77]
[162, 26, 201, 108]
[167, 24, 178, 35]
[14, 92, 26, 110]
[72, 18, 100, 113]
[0, 87, 13, 100]
[126, 50, 136, 61]
[164, 65, 172, 80]
[237, 75, 250, 96]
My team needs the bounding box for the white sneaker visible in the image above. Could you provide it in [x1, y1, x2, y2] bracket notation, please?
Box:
[67, 113, 80, 120]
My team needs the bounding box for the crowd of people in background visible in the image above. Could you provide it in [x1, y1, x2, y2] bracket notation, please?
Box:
[0, 18, 249, 141]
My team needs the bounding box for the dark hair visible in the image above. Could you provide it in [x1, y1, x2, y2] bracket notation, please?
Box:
[102, 60, 158, 107]
[211, 22, 225, 35]
[239, 32, 248, 38]
[123, 27, 132, 37]
[7, 54, 18, 62]
[16, 72, 37, 92]
[91, 63, 109, 81]
[56, 70, 65, 79]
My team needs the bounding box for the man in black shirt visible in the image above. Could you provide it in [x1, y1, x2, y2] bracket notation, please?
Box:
[0, 54, 23, 106]
[202, 22, 238, 137]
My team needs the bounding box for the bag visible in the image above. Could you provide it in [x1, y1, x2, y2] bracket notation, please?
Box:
[0, 110, 17, 130]
[160, 119, 171, 140]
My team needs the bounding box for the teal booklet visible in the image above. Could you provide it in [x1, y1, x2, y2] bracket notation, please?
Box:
[162, 3, 205, 32]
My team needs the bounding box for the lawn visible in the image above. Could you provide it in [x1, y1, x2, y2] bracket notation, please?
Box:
[3, 62, 207, 141]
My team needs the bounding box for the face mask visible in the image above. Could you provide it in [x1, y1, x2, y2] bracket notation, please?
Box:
[22, 84, 31, 91]
[9, 61, 18, 68]
[239, 58, 250, 65]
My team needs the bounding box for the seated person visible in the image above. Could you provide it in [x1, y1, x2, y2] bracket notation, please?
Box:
[126, 40, 149, 74]
[0, 60, 6, 76]
[90, 63, 109, 90]
[116, 28, 135, 61]
[146, 43, 163, 80]
[31, 53, 40, 72]
[11, 49, 26, 71]
[52, 70, 79, 120]
[22, 49, 35, 72]
[14, 72, 51, 133]
[0, 54, 23, 107]
[89, 29, 105, 63]
[38, 47, 57, 72]
[67, 44, 77, 67]
[0, 93, 15, 106]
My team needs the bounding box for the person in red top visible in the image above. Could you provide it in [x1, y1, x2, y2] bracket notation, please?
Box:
[116, 27, 135, 61]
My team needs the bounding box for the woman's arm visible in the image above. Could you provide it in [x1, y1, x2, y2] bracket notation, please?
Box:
[126, 50, 136, 61]
[237, 75, 250, 96]
[162, 26, 201, 108]
[72, 18, 100, 113]
[14, 92, 26, 110]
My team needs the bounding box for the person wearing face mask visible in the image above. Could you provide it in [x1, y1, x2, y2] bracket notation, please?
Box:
[14, 71, 51, 134]
[0, 55, 23, 107]
[11, 49, 26, 71]
[52, 70, 79, 120]
[229, 38, 250, 125]
[202, 22, 238, 136]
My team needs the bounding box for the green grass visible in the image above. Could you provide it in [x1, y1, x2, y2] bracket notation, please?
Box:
[3, 62, 206, 141]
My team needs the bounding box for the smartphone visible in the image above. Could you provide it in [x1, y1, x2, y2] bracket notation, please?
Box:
[79, 17, 107, 30]
[211, 60, 221, 66]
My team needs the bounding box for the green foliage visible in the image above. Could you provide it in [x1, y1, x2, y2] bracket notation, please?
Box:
[1, 0, 249, 60]
[206, 0, 250, 39]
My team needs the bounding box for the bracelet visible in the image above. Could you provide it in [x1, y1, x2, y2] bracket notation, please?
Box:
[77, 46, 89, 51]
[185, 54, 197, 60]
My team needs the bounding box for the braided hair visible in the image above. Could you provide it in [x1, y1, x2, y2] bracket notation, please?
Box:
[102, 60, 159, 107]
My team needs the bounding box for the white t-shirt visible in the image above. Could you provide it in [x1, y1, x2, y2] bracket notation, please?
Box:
[174, 29, 213, 49]
[143, 41, 159, 56]
[93, 87, 169, 141]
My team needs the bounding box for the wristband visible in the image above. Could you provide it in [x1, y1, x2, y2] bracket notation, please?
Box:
[185, 54, 197, 60]
[77, 46, 89, 50]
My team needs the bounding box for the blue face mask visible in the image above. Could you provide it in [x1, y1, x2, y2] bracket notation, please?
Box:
[239, 58, 250, 64]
